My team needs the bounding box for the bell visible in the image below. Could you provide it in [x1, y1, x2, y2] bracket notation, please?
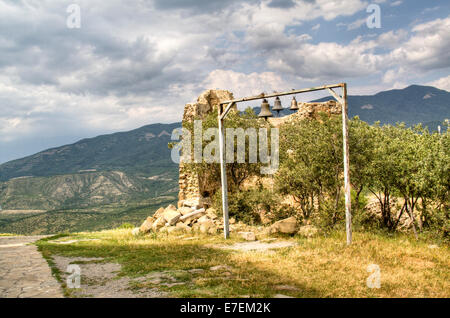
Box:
[258, 99, 273, 120]
[290, 96, 299, 111]
[272, 96, 283, 116]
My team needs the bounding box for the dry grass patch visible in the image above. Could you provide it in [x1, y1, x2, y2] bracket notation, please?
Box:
[37, 229, 449, 298]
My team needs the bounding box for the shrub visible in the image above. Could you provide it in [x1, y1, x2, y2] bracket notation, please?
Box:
[212, 188, 278, 225]
[118, 223, 134, 229]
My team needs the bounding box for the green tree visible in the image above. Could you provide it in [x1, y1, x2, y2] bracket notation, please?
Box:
[348, 117, 376, 210]
[276, 114, 344, 224]
[185, 107, 269, 195]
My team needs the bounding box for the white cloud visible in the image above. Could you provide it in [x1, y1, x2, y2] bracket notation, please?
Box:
[427, 75, 450, 91]
[389, 16, 450, 71]
[390, 1, 402, 7]
[264, 35, 382, 80]
[203, 69, 289, 98]
[346, 18, 367, 31]
[0, 1, 449, 162]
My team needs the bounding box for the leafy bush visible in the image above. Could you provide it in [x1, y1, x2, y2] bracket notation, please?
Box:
[118, 223, 135, 229]
[212, 187, 278, 225]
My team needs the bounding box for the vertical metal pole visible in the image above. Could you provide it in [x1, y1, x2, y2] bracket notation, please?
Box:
[218, 105, 230, 239]
[341, 83, 352, 245]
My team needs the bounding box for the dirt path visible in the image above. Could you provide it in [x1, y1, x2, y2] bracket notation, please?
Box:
[0, 236, 63, 298]
[52, 255, 168, 298]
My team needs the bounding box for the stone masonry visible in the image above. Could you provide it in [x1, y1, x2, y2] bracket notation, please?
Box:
[177, 89, 342, 211]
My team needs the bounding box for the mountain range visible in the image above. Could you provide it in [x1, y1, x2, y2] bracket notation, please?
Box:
[0, 84, 448, 213]
[256, 85, 449, 128]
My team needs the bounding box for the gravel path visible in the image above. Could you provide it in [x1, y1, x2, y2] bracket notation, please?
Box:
[0, 236, 63, 298]
[52, 256, 168, 298]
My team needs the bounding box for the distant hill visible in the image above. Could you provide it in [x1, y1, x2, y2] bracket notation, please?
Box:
[0, 123, 180, 182]
[0, 123, 180, 211]
[254, 85, 450, 127]
[0, 171, 178, 210]
[344, 85, 449, 126]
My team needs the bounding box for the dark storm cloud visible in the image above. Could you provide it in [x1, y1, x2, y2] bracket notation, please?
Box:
[0, 1, 201, 98]
[152, 0, 259, 13]
[267, 0, 297, 9]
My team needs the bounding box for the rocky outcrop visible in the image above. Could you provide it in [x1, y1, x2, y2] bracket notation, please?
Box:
[137, 205, 221, 235]
[269, 217, 298, 234]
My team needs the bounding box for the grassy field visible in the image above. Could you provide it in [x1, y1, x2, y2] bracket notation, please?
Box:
[36, 229, 450, 298]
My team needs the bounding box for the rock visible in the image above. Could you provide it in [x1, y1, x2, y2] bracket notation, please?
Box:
[197, 215, 211, 224]
[188, 269, 204, 274]
[238, 232, 256, 241]
[273, 294, 295, 298]
[139, 217, 154, 234]
[165, 204, 178, 213]
[182, 199, 202, 210]
[269, 217, 297, 234]
[192, 223, 201, 233]
[153, 207, 165, 219]
[176, 222, 192, 233]
[178, 207, 194, 216]
[163, 210, 181, 226]
[298, 225, 318, 238]
[167, 226, 183, 235]
[131, 227, 140, 236]
[210, 265, 232, 271]
[205, 208, 218, 219]
[208, 226, 218, 235]
[179, 208, 206, 223]
[274, 285, 300, 291]
[200, 220, 214, 234]
[151, 216, 166, 232]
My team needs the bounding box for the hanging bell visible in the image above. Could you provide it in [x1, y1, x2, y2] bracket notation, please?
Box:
[290, 96, 299, 111]
[272, 96, 283, 116]
[258, 99, 273, 120]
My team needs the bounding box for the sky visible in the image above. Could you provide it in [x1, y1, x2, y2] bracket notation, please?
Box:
[0, 0, 449, 164]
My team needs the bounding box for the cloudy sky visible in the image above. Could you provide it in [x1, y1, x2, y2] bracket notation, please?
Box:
[0, 0, 449, 163]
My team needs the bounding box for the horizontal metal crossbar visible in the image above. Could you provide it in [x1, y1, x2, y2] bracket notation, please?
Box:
[219, 83, 344, 105]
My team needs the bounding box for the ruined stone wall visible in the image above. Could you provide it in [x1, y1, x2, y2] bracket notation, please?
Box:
[178, 89, 235, 209]
[177, 90, 342, 209]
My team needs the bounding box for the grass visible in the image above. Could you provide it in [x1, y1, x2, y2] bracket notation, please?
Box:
[36, 229, 450, 298]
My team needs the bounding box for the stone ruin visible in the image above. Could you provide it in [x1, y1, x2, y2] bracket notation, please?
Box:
[177, 89, 342, 211]
[135, 89, 341, 238]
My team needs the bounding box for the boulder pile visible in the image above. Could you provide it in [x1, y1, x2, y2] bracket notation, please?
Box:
[137, 204, 226, 236]
[136, 204, 315, 239]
